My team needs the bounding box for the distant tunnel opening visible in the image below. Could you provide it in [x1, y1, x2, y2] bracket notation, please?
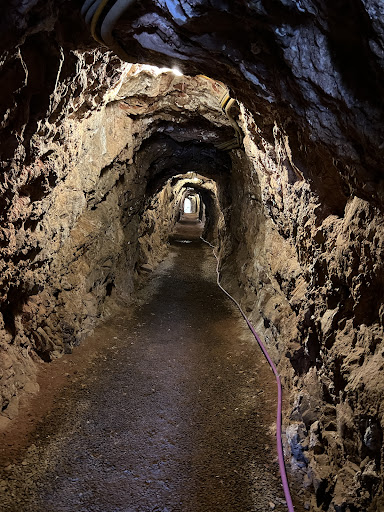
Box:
[137, 165, 224, 270]
[183, 196, 194, 214]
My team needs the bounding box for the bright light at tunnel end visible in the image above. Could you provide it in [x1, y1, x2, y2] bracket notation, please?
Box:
[131, 64, 184, 77]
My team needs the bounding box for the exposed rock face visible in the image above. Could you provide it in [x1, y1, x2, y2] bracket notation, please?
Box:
[1, 1, 384, 510]
[0, 57, 233, 419]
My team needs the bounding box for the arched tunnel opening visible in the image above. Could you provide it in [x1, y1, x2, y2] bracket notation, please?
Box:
[1, 2, 384, 512]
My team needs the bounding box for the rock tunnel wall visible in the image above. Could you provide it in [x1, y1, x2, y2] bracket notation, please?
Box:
[218, 116, 384, 510]
[0, 45, 232, 424]
[1, 1, 384, 510]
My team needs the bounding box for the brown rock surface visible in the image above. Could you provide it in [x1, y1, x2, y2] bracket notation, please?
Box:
[0, 1, 384, 510]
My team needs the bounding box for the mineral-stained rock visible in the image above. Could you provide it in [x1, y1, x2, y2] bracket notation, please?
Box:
[0, 1, 384, 510]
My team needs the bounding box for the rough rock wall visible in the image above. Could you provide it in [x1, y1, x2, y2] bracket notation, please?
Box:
[0, 35, 232, 428]
[137, 176, 181, 276]
[217, 108, 384, 510]
[1, 1, 384, 510]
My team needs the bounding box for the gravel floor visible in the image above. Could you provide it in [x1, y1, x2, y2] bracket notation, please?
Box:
[0, 223, 289, 512]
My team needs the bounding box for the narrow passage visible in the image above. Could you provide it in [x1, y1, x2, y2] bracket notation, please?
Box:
[0, 220, 287, 511]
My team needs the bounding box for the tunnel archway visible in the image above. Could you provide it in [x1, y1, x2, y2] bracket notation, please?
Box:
[137, 163, 223, 264]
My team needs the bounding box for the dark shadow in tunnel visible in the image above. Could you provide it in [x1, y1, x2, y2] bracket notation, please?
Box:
[141, 134, 232, 198]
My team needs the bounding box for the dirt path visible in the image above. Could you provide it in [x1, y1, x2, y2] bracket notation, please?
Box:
[0, 222, 289, 511]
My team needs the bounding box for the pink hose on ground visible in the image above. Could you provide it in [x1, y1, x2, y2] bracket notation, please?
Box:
[201, 238, 295, 512]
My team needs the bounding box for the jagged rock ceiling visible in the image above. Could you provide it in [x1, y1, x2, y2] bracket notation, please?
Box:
[2, 1, 384, 201]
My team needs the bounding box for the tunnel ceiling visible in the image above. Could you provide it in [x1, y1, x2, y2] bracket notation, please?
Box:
[2, 0, 384, 203]
[166, 173, 218, 207]
[141, 135, 232, 196]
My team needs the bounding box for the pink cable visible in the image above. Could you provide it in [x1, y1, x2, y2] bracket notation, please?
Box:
[202, 237, 295, 512]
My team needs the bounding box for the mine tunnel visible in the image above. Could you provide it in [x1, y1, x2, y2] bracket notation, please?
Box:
[1, 1, 384, 511]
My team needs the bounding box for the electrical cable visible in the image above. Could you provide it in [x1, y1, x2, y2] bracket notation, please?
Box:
[200, 236, 295, 512]
[85, 0, 101, 26]
[81, 0, 136, 59]
[81, 0, 98, 17]
[197, 76, 243, 150]
[90, 0, 111, 44]
[100, 0, 136, 61]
